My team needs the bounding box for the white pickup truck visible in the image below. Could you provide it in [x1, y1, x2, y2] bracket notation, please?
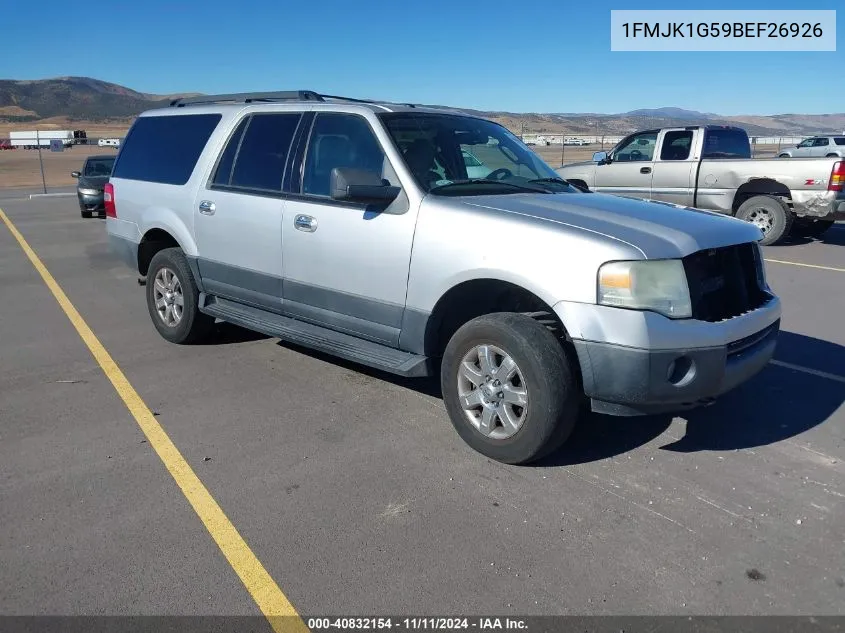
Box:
[556, 125, 845, 245]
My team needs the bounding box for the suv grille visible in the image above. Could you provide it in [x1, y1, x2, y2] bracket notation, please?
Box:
[683, 243, 770, 322]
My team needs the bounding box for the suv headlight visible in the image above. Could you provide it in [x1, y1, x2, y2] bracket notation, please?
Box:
[598, 259, 692, 319]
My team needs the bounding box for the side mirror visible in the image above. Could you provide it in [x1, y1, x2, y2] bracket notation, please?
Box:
[71, 171, 80, 178]
[330, 168, 400, 206]
[592, 151, 608, 164]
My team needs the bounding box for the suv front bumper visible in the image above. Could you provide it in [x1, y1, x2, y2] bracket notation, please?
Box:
[555, 297, 781, 416]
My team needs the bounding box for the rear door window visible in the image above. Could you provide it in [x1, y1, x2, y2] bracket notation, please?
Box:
[112, 114, 221, 185]
[228, 113, 302, 192]
[701, 129, 751, 159]
[813, 137, 830, 147]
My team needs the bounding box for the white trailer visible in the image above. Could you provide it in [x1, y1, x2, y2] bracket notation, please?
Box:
[9, 130, 75, 149]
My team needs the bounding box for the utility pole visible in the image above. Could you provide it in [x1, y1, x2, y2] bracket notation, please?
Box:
[36, 130, 47, 194]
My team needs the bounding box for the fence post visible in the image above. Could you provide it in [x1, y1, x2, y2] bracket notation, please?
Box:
[36, 131, 47, 194]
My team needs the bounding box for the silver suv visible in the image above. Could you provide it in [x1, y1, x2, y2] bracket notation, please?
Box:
[105, 91, 781, 464]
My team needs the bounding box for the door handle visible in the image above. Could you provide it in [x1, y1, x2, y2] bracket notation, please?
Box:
[294, 214, 317, 232]
[198, 200, 216, 215]
[640, 167, 652, 174]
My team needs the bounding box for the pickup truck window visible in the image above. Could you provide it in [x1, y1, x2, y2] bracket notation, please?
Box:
[659, 131, 693, 161]
[613, 131, 658, 162]
[701, 129, 751, 159]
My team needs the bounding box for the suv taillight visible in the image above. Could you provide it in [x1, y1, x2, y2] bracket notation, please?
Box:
[829, 161, 845, 192]
[104, 182, 116, 218]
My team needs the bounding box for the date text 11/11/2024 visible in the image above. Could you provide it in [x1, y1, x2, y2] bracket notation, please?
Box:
[306, 617, 528, 630]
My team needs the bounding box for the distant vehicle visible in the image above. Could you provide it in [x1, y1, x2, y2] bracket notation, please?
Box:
[564, 138, 590, 146]
[777, 136, 845, 159]
[71, 154, 116, 218]
[556, 125, 845, 245]
[98, 138, 121, 148]
[0, 139, 13, 150]
[73, 130, 88, 145]
[9, 130, 75, 149]
[105, 90, 780, 465]
[461, 148, 490, 179]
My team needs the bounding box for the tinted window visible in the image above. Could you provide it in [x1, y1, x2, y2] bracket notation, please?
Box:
[835, 137, 845, 146]
[660, 131, 693, 161]
[302, 113, 391, 197]
[798, 138, 814, 148]
[813, 137, 830, 147]
[613, 131, 658, 162]
[701, 129, 751, 159]
[229, 113, 301, 191]
[112, 114, 221, 185]
[212, 118, 249, 186]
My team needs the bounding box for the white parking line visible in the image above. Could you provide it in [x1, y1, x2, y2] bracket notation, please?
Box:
[770, 360, 845, 384]
[764, 259, 845, 273]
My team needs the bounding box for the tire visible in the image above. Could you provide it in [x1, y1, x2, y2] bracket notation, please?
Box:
[735, 195, 793, 246]
[145, 247, 214, 344]
[778, 153, 790, 158]
[792, 218, 835, 239]
[826, 154, 839, 158]
[440, 312, 581, 465]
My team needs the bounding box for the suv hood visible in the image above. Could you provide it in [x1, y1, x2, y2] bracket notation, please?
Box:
[462, 192, 762, 258]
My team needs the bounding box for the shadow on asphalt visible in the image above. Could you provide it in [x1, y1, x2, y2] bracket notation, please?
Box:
[274, 330, 844, 466]
[775, 223, 845, 247]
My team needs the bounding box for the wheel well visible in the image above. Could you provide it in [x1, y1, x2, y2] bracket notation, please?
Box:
[732, 179, 791, 214]
[425, 280, 569, 359]
[138, 229, 180, 276]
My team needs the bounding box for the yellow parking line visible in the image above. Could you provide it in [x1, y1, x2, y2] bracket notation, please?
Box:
[0, 208, 307, 633]
[765, 258, 845, 273]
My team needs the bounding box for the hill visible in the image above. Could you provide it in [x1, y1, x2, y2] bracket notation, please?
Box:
[1, 77, 843, 137]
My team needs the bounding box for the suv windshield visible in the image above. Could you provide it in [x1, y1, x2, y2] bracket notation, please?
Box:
[379, 112, 576, 195]
[84, 157, 116, 177]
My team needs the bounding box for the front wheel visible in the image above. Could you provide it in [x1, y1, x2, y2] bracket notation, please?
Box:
[440, 313, 581, 465]
[735, 195, 793, 246]
[145, 247, 214, 344]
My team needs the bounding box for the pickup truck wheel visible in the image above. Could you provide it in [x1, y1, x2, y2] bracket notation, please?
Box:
[145, 247, 214, 344]
[735, 195, 793, 246]
[440, 313, 580, 465]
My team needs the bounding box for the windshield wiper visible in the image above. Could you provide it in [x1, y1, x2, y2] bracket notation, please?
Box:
[430, 179, 551, 194]
[527, 177, 569, 184]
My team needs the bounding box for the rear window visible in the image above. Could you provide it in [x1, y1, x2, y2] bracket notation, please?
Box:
[834, 137, 845, 146]
[112, 113, 221, 185]
[702, 128, 751, 159]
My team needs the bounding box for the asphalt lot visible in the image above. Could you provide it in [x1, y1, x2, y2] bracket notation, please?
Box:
[1, 196, 844, 621]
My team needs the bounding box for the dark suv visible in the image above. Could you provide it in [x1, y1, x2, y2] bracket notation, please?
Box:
[72, 155, 116, 218]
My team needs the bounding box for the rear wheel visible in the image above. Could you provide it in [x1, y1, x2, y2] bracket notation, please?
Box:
[145, 247, 214, 344]
[735, 195, 793, 246]
[440, 313, 581, 465]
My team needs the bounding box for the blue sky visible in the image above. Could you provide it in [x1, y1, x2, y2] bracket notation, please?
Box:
[3, 0, 843, 114]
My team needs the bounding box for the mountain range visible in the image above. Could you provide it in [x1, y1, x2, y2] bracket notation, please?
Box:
[1, 76, 843, 137]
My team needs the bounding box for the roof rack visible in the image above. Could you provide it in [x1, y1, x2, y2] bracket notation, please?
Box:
[167, 90, 418, 108]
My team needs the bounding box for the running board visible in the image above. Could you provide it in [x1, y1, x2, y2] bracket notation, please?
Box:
[200, 296, 432, 378]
